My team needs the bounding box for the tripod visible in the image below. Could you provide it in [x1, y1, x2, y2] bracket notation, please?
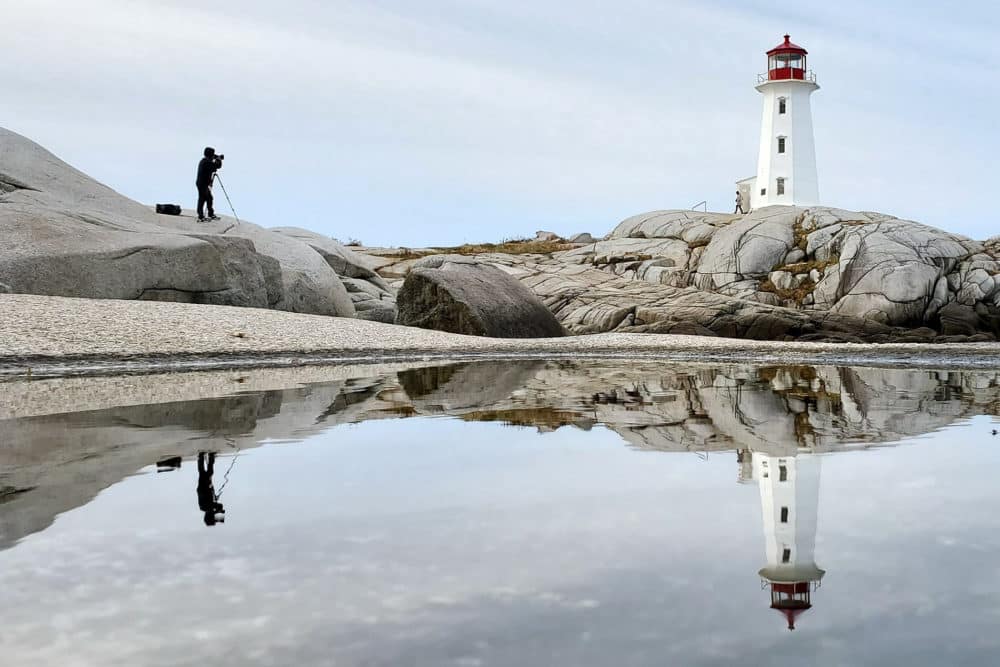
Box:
[213, 174, 241, 225]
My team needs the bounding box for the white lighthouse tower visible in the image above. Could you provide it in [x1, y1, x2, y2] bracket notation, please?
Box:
[749, 35, 821, 210]
[753, 451, 825, 631]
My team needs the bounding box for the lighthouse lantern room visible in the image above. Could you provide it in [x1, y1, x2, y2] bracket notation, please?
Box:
[765, 35, 811, 82]
[746, 35, 821, 210]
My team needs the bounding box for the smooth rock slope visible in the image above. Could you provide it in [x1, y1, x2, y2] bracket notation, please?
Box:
[0, 127, 372, 317]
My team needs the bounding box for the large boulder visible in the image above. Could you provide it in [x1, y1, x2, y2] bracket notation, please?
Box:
[176, 218, 355, 317]
[0, 127, 355, 317]
[0, 211, 275, 308]
[396, 256, 565, 338]
[272, 227, 396, 322]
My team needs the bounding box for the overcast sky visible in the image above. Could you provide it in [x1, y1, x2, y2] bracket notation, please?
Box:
[4, 1, 998, 246]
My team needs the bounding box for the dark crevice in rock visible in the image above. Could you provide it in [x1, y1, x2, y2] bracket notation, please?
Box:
[104, 247, 153, 261]
[0, 173, 39, 193]
[136, 287, 230, 302]
[0, 485, 36, 504]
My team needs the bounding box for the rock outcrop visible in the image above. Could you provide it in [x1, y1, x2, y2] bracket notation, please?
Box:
[364, 207, 1000, 342]
[272, 227, 396, 322]
[6, 125, 999, 342]
[395, 255, 565, 338]
[0, 127, 356, 317]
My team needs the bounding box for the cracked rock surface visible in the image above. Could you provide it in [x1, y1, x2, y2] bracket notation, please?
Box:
[364, 208, 1000, 342]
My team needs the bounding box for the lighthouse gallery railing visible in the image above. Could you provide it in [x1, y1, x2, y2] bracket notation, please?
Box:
[757, 70, 817, 85]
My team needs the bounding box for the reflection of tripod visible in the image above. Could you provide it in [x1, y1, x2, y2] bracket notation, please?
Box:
[197, 452, 226, 527]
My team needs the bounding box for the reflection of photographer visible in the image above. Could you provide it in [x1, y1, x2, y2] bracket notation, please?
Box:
[195, 147, 225, 222]
[196, 452, 226, 527]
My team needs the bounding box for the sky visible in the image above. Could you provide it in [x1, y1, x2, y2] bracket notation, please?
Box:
[3, 0, 998, 246]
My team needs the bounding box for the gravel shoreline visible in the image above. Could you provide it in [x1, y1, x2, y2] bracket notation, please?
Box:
[4, 294, 1000, 378]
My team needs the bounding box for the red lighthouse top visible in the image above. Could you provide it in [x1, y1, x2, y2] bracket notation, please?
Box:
[767, 34, 808, 56]
[764, 35, 812, 82]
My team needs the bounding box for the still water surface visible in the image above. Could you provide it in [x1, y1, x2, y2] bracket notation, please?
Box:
[2, 361, 1000, 666]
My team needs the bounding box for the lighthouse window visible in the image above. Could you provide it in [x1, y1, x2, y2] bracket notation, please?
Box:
[778, 98, 787, 114]
[776, 178, 786, 196]
[782, 549, 792, 564]
[778, 137, 786, 154]
[780, 507, 789, 523]
[779, 465, 787, 481]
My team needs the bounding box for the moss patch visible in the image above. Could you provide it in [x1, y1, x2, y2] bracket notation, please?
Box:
[780, 256, 839, 275]
[758, 277, 818, 304]
[378, 238, 576, 261]
[438, 239, 576, 256]
[791, 218, 810, 252]
[462, 408, 585, 429]
[379, 248, 433, 261]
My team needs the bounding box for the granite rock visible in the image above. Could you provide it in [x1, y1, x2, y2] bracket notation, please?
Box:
[0, 127, 356, 317]
[396, 257, 565, 338]
[363, 205, 1000, 341]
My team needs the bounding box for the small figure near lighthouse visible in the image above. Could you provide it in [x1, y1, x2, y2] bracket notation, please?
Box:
[740, 35, 821, 210]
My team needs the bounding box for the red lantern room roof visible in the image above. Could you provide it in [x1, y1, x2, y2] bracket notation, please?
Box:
[775, 607, 811, 631]
[767, 34, 808, 56]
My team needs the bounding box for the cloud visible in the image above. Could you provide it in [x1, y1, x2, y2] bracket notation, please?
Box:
[2, 0, 998, 245]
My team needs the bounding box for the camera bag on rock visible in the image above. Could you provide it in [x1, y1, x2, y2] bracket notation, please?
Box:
[155, 204, 182, 215]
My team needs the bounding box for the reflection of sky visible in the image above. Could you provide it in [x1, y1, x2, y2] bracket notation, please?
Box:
[3, 416, 1000, 666]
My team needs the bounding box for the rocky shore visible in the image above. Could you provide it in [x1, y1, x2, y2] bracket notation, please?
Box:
[358, 209, 1000, 344]
[4, 125, 1000, 355]
[4, 294, 1000, 379]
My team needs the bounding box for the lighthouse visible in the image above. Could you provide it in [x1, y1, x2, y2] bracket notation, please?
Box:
[747, 35, 821, 210]
[753, 451, 825, 631]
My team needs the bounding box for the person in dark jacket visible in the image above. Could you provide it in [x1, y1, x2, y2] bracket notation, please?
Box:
[196, 452, 225, 526]
[196, 147, 223, 222]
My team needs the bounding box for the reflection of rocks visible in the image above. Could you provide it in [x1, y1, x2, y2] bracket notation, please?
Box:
[398, 361, 545, 413]
[4, 360, 1000, 551]
[0, 376, 395, 551]
[396, 361, 1000, 456]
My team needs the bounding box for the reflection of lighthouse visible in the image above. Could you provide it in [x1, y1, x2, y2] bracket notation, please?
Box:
[753, 452, 825, 630]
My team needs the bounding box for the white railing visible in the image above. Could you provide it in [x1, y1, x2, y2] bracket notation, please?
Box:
[691, 200, 707, 212]
[757, 70, 817, 84]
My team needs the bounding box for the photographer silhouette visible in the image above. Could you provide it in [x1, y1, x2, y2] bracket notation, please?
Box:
[196, 147, 224, 222]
